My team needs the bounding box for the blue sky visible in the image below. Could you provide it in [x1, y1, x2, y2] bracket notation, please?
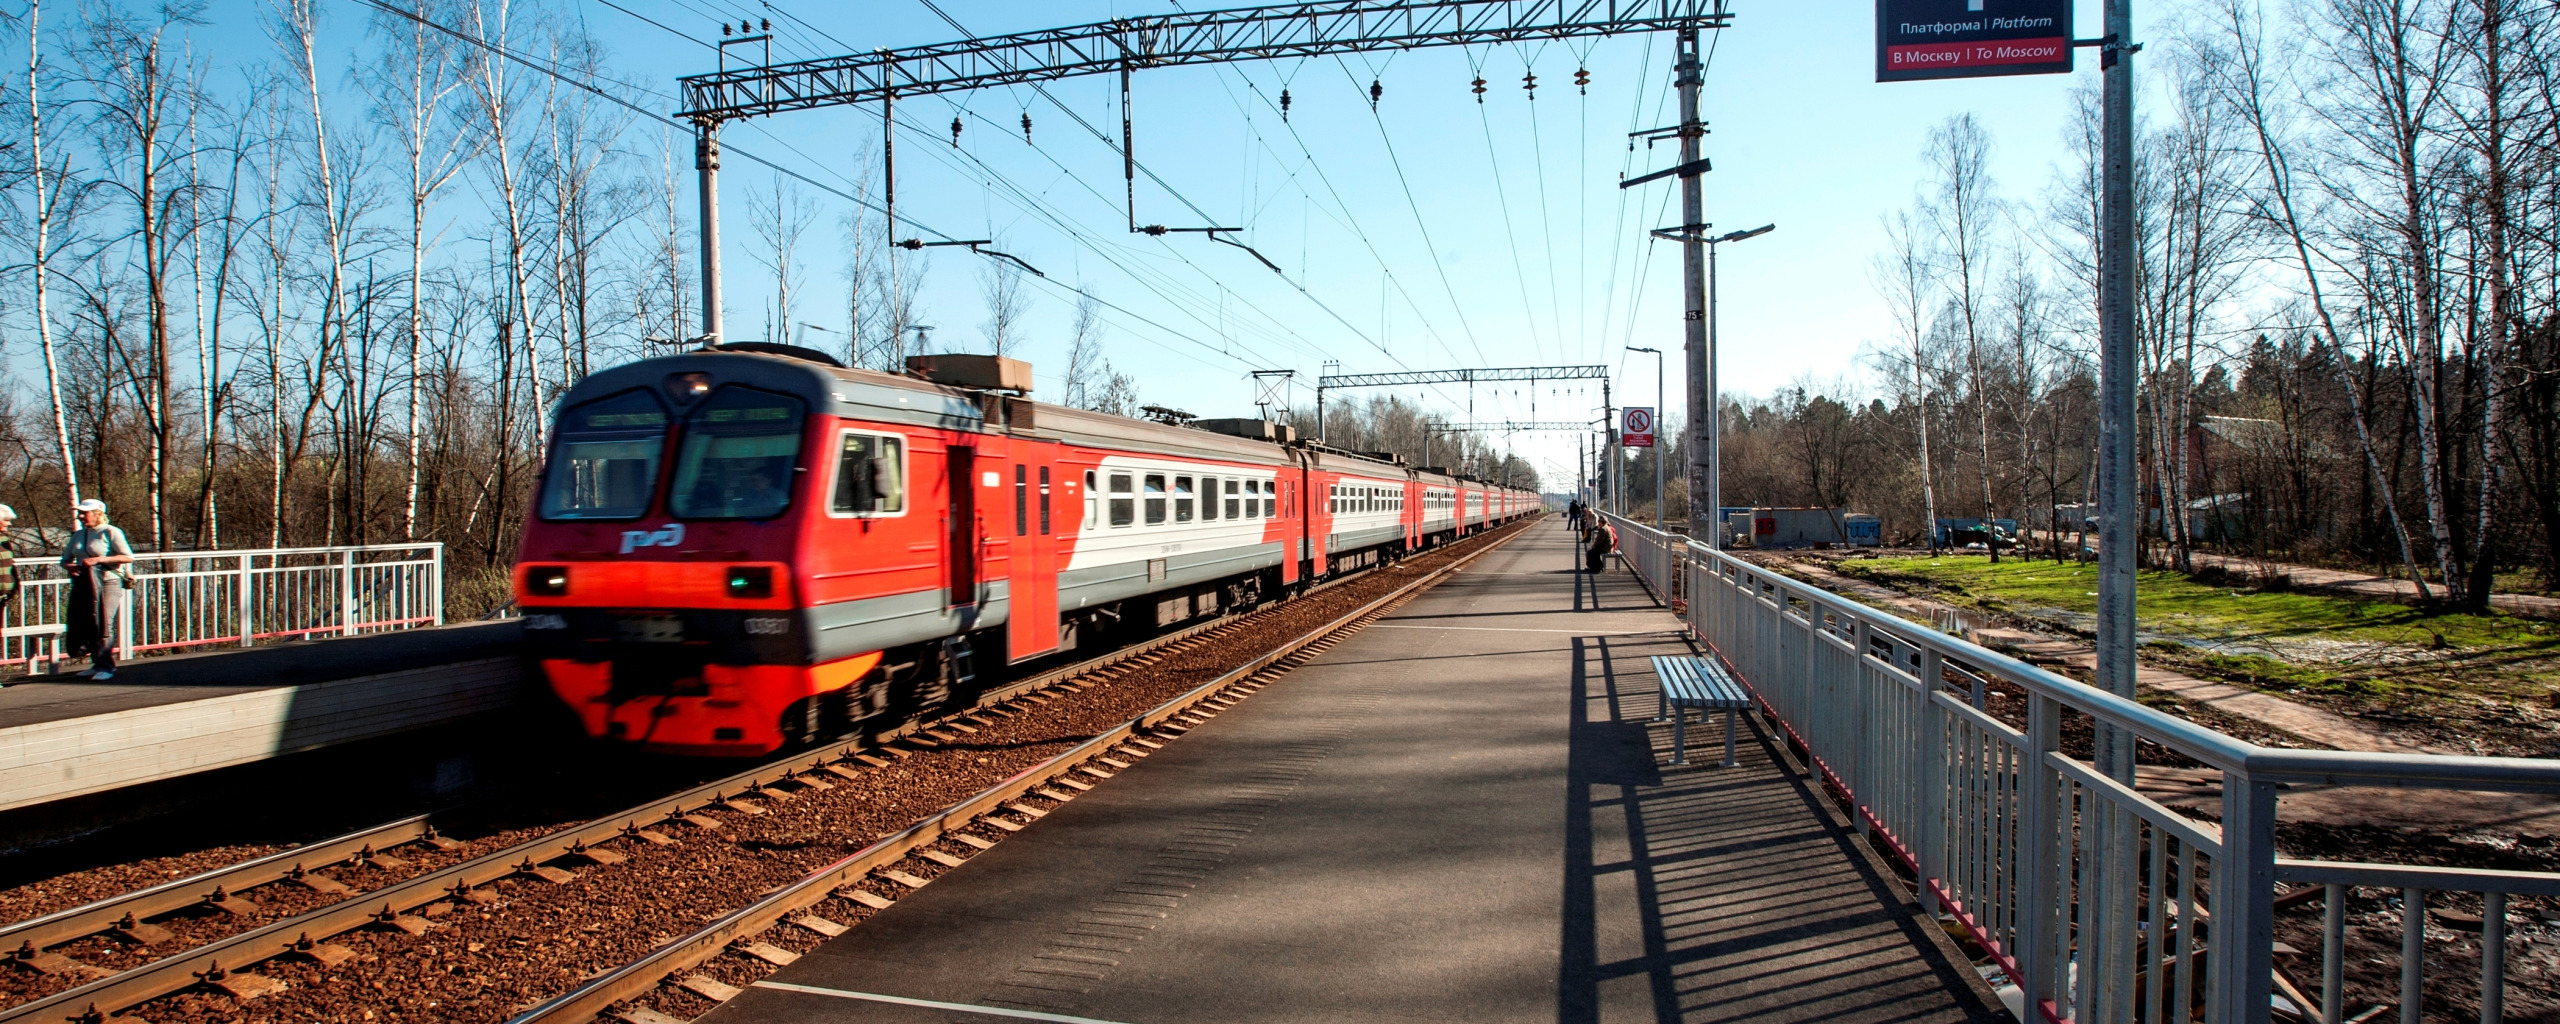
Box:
[201, 0, 2151, 489]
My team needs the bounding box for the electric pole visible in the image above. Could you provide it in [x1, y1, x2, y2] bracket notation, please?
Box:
[2096, 0, 2138, 776]
[694, 121, 723, 345]
[1676, 28, 1710, 543]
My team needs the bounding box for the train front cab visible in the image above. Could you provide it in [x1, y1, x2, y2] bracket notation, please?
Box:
[515, 353, 1045, 756]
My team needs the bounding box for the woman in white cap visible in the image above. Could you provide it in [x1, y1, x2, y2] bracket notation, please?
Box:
[60, 499, 132, 679]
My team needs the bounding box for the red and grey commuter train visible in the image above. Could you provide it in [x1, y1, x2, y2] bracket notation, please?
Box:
[514, 344, 1539, 755]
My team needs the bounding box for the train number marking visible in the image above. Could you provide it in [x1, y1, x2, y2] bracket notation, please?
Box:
[744, 617, 791, 635]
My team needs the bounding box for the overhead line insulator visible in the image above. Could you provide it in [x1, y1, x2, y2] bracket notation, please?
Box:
[1522, 71, 1536, 99]
[1369, 79, 1382, 109]
[950, 116, 963, 145]
[1021, 112, 1032, 141]
[1280, 87, 1291, 120]
[1575, 67, 1589, 94]
[1470, 76, 1485, 102]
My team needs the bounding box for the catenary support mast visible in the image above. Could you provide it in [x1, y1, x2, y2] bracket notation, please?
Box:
[694, 121, 722, 344]
[1677, 29, 1709, 542]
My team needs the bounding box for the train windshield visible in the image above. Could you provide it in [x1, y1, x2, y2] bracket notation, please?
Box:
[668, 386, 805, 520]
[539, 389, 670, 520]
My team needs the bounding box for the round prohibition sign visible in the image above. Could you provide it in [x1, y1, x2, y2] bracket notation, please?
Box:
[1623, 408, 1654, 435]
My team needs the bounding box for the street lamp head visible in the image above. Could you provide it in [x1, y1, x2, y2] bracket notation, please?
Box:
[1712, 223, 1776, 245]
[1626, 345, 1660, 355]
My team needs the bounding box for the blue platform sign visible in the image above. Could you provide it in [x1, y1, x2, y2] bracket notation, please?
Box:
[1877, 0, 2073, 82]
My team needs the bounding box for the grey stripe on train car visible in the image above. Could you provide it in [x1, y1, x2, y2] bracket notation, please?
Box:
[805, 583, 1011, 662]
[1327, 526, 1404, 552]
[1058, 542, 1288, 611]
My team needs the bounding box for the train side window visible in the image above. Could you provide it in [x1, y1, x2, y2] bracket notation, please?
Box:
[1014, 465, 1028, 536]
[1109, 473, 1134, 527]
[1144, 474, 1167, 525]
[1199, 477, 1217, 521]
[1225, 479, 1241, 520]
[830, 432, 906, 515]
[1085, 470, 1099, 528]
[1040, 467, 1052, 535]
[1174, 476, 1195, 523]
[1266, 482, 1278, 518]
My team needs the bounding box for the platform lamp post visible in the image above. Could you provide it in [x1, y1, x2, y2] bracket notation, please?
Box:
[1705, 224, 1772, 548]
[1628, 346, 1665, 534]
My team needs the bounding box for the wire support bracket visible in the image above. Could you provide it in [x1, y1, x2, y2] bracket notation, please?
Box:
[894, 237, 1047, 277]
[1620, 157, 1712, 189]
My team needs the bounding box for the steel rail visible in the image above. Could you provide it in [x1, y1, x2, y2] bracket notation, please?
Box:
[0, 816, 443, 953]
[506, 519, 1528, 1023]
[3, 523, 1526, 1023]
[0, 592, 1265, 995]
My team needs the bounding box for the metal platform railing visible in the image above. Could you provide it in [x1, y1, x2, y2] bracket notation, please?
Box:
[1597, 512, 2560, 1024]
[1, 543, 443, 672]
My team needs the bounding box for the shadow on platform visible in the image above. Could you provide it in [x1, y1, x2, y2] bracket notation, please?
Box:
[1562, 628, 2003, 1024]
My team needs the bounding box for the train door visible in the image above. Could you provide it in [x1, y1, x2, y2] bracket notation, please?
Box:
[1007, 446, 1061, 662]
[946, 445, 979, 607]
[1276, 469, 1301, 585]
[1306, 473, 1330, 575]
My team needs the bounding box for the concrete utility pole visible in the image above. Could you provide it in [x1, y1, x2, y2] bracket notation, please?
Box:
[1676, 28, 1710, 543]
[2095, 0, 2138, 780]
[694, 120, 723, 345]
[1601, 378, 1616, 516]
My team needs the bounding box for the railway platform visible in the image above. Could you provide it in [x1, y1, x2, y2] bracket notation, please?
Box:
[0, 621, 532, 813]
[701, 519, 2004, 1024]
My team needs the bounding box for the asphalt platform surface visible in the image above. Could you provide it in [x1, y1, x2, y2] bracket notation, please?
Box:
[705, 520, 2003, 1024]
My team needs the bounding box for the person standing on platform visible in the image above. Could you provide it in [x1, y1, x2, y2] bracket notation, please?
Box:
[0, 505, 18, 608]
[60, 499, 133, 680]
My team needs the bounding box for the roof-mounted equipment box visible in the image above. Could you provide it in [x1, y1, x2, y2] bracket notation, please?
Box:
[1191, 418, 1297, 445]
[906, 354, 1033, 393]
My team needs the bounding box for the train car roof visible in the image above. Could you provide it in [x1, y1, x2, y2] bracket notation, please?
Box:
[562, 350, 1302, 468]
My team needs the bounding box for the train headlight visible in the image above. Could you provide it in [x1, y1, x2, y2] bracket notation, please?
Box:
[525, 565, 570, 597]
[664, 372, 714, 406]
[725, 565, 775, 600]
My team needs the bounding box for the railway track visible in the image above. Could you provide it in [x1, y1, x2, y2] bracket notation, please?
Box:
[0, 521, 1531, 1024]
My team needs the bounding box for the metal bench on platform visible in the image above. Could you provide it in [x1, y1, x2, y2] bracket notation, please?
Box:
[1650, 655, 1750, 767]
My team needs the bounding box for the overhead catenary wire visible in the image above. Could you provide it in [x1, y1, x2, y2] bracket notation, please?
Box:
[407, 0, 1257, 375]
[580, 0, 1306, 374]
[894, 0, 1455, 397]
[1463, 45, 1551, 367]
[907, 98, 1367, 371]
[1334, 55, 1488, 367]
[863, 25, 1466, 404]
[911, 0, 1224, 230]
[1519, 43, 1568, 367]
[1220, 65, 1470, 372]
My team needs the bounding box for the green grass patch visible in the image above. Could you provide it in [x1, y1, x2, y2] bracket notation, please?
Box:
[1832, 555, 2560, 658]
[2172, 647, 2366, 694]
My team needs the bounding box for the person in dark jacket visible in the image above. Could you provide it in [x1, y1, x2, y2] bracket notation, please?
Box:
[1585, 521, 1615, 573]
[61, 499, 134, 680]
